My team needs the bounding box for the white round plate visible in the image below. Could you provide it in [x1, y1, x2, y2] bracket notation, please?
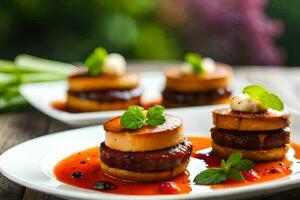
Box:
[1, 107, 300, 200]
[19, 71, 249, 126]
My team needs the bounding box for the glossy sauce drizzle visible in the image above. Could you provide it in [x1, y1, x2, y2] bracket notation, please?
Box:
[54, 137, 300, 195]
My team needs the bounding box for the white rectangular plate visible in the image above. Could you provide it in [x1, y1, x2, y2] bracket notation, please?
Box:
[1, 108, 300, 200]
[20, 72, 249, 126]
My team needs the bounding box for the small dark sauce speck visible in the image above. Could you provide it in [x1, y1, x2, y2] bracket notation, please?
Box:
[72, 172, 84, 178]
[93, 181, 116, 191]
[270, 169, 280, 174]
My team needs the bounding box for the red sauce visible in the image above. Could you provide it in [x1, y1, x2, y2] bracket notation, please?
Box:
[54, 137, 300, 195]
[51, 101, 76, 113]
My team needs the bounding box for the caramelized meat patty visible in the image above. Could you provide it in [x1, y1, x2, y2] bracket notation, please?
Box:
[211, 127, 290, 150]
[100, 139, 192, 173]
[162, 88, 231, 107]
[68, 87, 142, 103]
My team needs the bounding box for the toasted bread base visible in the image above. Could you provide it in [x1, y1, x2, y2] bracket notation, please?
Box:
[212, 141, 289, 161]
[100, 159, 189, 182]
[66, 94, 140, 112]
[68, 72, 139, 92]
[165, 63, 232, 93]
[104, 114, 184, 152]
[163, 97, 230, 108]
[213, 108, 291, 131]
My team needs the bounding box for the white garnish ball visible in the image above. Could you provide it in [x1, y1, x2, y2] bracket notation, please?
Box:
[230, 94, 267, 112]
[103, 53, 126, 76]
[202, 57, 216, 73]
[180, 57, 216, 75]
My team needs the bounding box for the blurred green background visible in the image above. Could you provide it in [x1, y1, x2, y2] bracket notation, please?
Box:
[0, 0, 299, 66]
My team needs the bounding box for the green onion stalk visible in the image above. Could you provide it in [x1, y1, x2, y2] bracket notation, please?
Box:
[0, 55, 77, 112]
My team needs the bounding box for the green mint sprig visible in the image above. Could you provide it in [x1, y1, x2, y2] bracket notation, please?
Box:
[193, 152, 254, 185]
[120, 105, 166, 129]
[84, 47, 107, 76]
[243, 85, 284, 111]
[185, 53, 205, 75]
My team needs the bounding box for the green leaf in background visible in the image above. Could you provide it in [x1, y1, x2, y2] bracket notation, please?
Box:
[243, 84, 284, 111]
[185, 53, 205, 75]
[0, 85, 29, 112]
[0, 73, 19, 89]
[0, 59, 41, 73]
[0, 60, 18, 73]
[0, 86, 19, 99]
[15, 54, 77, 76]
[0, 94, 29, 112]
[0, 54, 79, 112]
[20, 73, 66, 83]
[84, 47, 107, 76]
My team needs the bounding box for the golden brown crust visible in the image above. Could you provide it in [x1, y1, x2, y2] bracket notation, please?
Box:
[163, 97, 230, 108]
[66, 93, 140, 112]
[68, 72, 139, 92]
[165, 63, 233, 92]
[211, 141, 289, 161]
[104, 114, 182, 134]
[100, 159, 189, 182]
[104, 114, 184, 152]
[213, 108, 291, 131]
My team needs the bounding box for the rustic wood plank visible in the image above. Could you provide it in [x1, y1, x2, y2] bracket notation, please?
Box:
[22, 189, 65, 200]
[0, 110, 51, 200]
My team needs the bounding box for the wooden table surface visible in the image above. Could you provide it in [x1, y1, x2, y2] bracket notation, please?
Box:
[1, 64, 300, 200]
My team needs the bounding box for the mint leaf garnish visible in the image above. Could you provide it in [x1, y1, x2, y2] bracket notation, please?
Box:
[243, 84, 284, 111]
[120, 105, 146, 129]
[227, 169, 245, 181]
[193, 168, 226, 185]
[193, 151, 254, 185]
[84, 47, 107, 76]
[225, 151, 242, 169]
[259, 93, 284, 112]
[243, 85, 267, 100]
[185, 53, 205, 75]
[120, 105, 166, 129]
[234, 159, 254, 171]
[146, 105, 166, 126]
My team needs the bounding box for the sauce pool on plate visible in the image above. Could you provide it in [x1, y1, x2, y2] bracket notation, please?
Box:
[54, 137, 300, 195]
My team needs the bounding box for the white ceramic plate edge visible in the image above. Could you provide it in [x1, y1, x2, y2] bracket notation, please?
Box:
[1, 109, 300, 200]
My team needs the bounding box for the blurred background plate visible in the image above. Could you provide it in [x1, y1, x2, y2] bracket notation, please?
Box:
[20, 71, 249, 126]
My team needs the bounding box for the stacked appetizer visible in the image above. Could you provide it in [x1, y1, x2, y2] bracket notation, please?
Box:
[66, 47, 141, 112]
[163, 53, 233, 108]
[211, 85, 291, 161]
[100, 105, 192, 182]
